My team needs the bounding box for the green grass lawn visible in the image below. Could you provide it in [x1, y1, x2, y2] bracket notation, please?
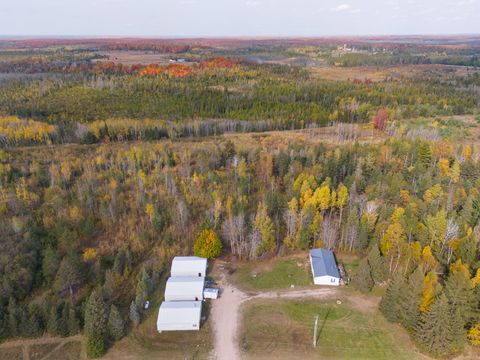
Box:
[232, 258, 312, 290]
[241, 299, 424, 360]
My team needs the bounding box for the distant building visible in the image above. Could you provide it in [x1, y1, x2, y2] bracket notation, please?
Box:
[164, 276, 205, 301]
[309, 248, 341, 286]
[157, 301, 202, 332]
[170, 256, 207, 277]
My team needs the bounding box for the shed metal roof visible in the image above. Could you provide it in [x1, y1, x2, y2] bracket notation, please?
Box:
[157, 301, 202, 331]
[164, 276, 205, 301]
[170, 256, 207, 277]
[309, 248, 340, 279]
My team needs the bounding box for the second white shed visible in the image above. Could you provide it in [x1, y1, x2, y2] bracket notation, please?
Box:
[164, 276, 205, 301]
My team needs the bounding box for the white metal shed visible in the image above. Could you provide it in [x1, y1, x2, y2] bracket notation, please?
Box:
[170, 256, 207, 277]
[157, 301, 202, 332]
[164, 276, 205, 301]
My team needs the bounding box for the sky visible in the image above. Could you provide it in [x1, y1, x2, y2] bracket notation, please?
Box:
[0, 0, 479, 37]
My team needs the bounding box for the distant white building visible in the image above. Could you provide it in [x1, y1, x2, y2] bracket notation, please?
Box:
[170, 256, 207, 277]
[157, 301, 202, 332]
[164, 276, 205, 301]
[309, 248, 341, 286]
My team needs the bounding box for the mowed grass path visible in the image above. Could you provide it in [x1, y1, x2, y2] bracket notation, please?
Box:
[241, 300, 424, 360]
[232, 259, 312, 290]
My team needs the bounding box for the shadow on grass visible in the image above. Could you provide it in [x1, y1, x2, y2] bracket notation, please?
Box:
[316, 307, 331, 344]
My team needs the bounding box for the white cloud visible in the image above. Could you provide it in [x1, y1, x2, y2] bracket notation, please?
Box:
[245, 0, 260, 7]
[333, 4, 351, 12]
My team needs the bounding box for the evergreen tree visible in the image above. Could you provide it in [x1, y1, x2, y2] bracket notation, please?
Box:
[53, 254, 84, 296]
[27, 304, 43, 338]
[84, 291, 108, 358]
[444, 268, 477, 325]
[47, 305, 59, 336]
[129, 301, 140, 327]
[58, 303, 69, 337]
[399, 266, 424, 331]
[415, 293, 465, 357]
[379, 271, 405, 323]
[67, 304, 80, 335]
[7, 298, 18, 337]
[367, 245, 386, 283]
[18, 307, 29, 337]
[108, 305, 124, 341]
[135, 268, 151, 308]
[352, 258, 374, 293]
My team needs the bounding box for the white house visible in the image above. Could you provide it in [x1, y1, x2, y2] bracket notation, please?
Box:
[164, 276, 205, 301]
[170, 256, 207, 277]
[309, 248, 341, 286]
[157, 301, 202, 332]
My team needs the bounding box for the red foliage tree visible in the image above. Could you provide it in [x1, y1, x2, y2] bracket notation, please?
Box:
[373, 108, 389, 131]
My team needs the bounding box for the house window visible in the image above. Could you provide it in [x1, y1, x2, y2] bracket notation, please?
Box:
[331, 278, 335, 283]
[198, 272, 201, 277]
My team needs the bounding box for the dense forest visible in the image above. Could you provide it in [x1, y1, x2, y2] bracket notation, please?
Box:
[0, 38, 480, 358]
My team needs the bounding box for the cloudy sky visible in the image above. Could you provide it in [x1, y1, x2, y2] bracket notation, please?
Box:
[1, 0, 478, 36]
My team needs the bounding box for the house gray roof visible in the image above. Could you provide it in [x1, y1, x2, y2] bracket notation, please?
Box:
[309, 248, 340, 278]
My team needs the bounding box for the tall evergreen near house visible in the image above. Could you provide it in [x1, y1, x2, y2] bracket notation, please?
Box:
[108, 305, 124, 341]
[352, 258, 374, 293]
[399, 266, 424, 331]
[379, 271, 405, 323]
[84, 291, 108, 358]
[367, 245, 386, 283]
[415, 293, 465, 357]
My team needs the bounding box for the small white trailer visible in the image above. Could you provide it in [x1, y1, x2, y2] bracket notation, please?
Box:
[203, 288, 219, 299]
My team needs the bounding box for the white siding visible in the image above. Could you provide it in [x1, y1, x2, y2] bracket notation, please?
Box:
[164, 277, 204, 301]
[313, 276, 340, 286]
[157, 301, 202, 332]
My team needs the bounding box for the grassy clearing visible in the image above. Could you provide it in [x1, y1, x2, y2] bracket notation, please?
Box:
[232, 258, 312, 290]
[241, 299, 424, 360]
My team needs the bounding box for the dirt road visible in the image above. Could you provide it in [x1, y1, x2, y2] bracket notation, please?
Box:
[210, 276, 338, 360]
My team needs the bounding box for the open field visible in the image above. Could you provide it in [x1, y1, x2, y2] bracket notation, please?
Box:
[230, 256, 312, 291]
[309, 64, 479, 81]
[240, 299, 426, 360]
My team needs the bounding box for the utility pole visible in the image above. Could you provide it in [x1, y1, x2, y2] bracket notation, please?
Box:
[313, 315, 319, 347]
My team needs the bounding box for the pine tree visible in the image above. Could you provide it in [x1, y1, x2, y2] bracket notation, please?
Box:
[399, 267, 424, 331]
[414, 293, 465, 357]
[379, 271, 405, 323]
[444, 266, 477, 325]
[129, 301, 140, 327]
[47, 305, 59, 336]
[367, 245, 386, 283]
[67, 304, 80, 335]
[58, 303, 69, 337]
[108, 305, 124, 341]
[7, 298, 18, 337]
[135, 268, 151, 308]
[84, 291, 108, 358]
[26, 309, 42, 338]
[352, 258, 374, 293]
